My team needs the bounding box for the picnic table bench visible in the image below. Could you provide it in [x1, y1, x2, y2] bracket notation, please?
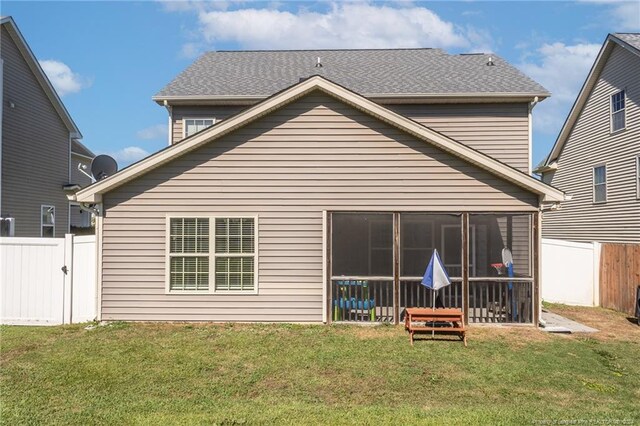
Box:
[404, 307, 467, 347]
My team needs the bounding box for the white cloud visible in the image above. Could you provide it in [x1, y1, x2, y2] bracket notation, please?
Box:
[518, 42, 601, 135]
[582, 0, 640, 31]
[607, 1, 640, 31]
[136, 124, 168, 141]
[110, 146, 150, 166]
[172, 3, 491, 51]
[39, 60, 91, 96]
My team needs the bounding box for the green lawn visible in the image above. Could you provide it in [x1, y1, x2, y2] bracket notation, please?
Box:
[1, 306, 639, 425]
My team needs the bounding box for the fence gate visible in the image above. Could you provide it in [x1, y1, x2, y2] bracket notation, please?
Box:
[0, 237, 68, 325]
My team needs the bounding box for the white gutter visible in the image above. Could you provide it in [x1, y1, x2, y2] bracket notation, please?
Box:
[163, 100, 172, 146]
[0, 58, 3, 216]
[528, 96, 539, 175]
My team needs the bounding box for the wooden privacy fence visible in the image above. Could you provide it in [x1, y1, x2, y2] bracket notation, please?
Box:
[599, 243, 640, 316]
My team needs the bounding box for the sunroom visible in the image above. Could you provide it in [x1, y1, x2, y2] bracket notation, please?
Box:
[327, 211, 539, 325]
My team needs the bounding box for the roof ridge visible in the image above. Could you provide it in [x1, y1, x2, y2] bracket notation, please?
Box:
[211, 48, 444, 53]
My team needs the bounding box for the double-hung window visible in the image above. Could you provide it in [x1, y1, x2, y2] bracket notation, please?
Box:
[41, 205, 55, 237]
[611, 90, 625, 132]
[169, 218, 210, 291]
[593, 165, 607, 203]
[214, 218, 256, 292]
[184, 118, 215, 138]
[167, 216, 257, 293]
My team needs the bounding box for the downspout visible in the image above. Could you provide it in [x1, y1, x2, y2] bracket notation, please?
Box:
[164, 100, 173, 146]
[528, 96, 539, 175]
[0, 58, 4, 216]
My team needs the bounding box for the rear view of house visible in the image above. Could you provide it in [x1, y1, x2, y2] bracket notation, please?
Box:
[74, 49, 564, 325]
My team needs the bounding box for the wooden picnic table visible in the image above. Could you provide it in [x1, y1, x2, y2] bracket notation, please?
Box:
[404, 307, 467, 347]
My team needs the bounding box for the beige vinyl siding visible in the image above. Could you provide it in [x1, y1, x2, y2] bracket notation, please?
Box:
[543, 44, 640, 243]
[171, 103, 531, 174]
[172, 106, 245, 144]
[1, 26, 70, 237]
[102, 92, 538, 322]
[387, 103, 530, 172]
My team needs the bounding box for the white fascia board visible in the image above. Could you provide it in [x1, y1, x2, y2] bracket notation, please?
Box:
[78, 76, 564, 203]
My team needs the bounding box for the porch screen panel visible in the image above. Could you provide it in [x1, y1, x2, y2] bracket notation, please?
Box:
[400, 214, 462, 278]
[331, 213, 393, 277]
[469, 214, 532, 278]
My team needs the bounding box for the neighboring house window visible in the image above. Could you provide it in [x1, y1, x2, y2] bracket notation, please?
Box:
[636, 156, 640, 199]
[167, 216, 257, 293]
[214, 218, 256, 292]
[593, 165, 607, 203]
[41, 205, 55, 237]
[184, 118, 215, 137]
[611, 90, 625, 132]
[169, 218, 210, 291]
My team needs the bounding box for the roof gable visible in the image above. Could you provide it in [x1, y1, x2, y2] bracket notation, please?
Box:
[154, 49, 549, 103]
[541, 33, 640, 168]
[77, 75, 564, 204]
[1, 16, 81, 137]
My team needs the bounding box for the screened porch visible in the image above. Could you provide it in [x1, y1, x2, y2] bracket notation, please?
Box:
[327, 212, 538, 325]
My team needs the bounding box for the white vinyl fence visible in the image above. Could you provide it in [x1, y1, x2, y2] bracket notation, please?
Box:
[0, 234, 96, 325]
[541, 238, 601, 307]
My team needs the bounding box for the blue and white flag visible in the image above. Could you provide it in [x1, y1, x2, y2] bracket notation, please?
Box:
[421, 249, 451, 291]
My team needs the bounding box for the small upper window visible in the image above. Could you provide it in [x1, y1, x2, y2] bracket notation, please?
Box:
[184, 119, 215, 137]
[611, 90, 625, 132]
[593, 165, 607, 203]
[41, 205, 55, 237]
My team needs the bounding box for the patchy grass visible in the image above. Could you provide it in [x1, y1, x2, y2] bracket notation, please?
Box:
[1, 307, 639, 425]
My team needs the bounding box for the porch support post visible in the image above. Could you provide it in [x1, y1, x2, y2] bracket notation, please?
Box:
[462, 213, 470, 325]
[393, 212, 400, 325]
[533, 212, 541, 327]
[325, 212, 332, 324]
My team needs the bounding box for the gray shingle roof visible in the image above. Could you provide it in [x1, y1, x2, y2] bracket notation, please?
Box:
[613, 33, 640, 52]
[155, 49, 549, 99]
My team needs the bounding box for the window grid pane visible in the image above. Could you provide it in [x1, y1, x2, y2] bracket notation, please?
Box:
[594, 166, 607, 202]
[215, 218, 255, 254]
[215, 256, 254, 291]
[170, 256, 209, 291]
[170, 218, 209, 254]
[611, 91, 625, 131]
[185, 119, 215, 137]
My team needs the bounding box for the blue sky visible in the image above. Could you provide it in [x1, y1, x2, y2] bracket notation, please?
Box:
[3, 1, 639, 167]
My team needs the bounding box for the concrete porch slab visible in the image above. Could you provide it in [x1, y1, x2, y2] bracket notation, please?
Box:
[540, 310, 599, 333]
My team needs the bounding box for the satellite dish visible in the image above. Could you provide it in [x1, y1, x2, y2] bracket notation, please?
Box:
[90, 155, 118, 181]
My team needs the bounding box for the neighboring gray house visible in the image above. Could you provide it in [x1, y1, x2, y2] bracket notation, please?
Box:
[70, 139, 95, 231]
[0, 16, 89, 238]
[74, 50, 564, 325]
[536, 33, 640, 243]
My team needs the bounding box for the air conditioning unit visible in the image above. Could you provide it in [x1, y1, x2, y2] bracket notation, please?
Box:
[0, 217, 16, 237]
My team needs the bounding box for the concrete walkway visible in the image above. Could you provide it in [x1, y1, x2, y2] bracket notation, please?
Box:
[540, 310, 599, 333]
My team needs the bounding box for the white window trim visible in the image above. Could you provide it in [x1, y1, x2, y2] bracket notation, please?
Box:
[636, 155, 640, 200]
[40, 205, 55, 237]
[182, 117, 216, 139]
[610, 89, 626, 134]
[592, 164, 607, 204]
[165, 214, 259, 295]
